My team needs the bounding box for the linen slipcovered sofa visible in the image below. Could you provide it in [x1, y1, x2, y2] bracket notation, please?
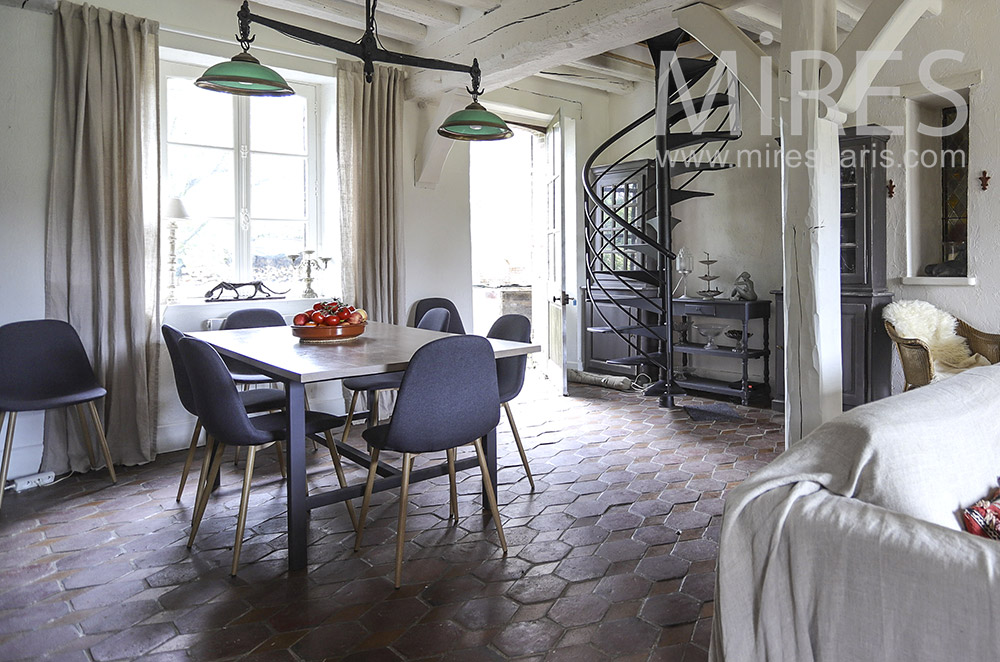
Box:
[710, 363, 1000, 661]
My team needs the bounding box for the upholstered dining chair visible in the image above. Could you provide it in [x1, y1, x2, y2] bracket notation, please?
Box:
[219, 308, 286, 386]
[487, 314, 535, 490]
[161, 324, 288, 501]
[178, 335, 357, 576]
[413, 297, 466, 335]
[0, 319, 116, 510]
[353, 335, 507, 588]
[339, 308, 451, 447]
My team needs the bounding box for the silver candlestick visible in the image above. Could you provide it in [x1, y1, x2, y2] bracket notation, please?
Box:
[288, 250, 331, 298]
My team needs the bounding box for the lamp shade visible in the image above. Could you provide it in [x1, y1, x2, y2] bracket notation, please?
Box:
[163, 197, 189, 219]
[437, 101, 513, 141]
[195, 52, 294, 97]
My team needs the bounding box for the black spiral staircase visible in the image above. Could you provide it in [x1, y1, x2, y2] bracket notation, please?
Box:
[583, 29, 741, 407]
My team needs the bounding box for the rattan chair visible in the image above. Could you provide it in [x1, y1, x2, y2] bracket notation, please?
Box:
[884, 319, 1000, 390]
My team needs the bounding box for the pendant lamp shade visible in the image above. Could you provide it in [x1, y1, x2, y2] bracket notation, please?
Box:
[195, 52, 294, 97]
[437, 101, 513, 141]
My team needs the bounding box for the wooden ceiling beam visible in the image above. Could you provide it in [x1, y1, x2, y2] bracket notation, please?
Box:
[253, 0, 428, 44]
[535, 65, 636, 94]
[338, 0, 461, 29]
[571, 53, 656, 84]
[406, 0, 688, 100]
[438, 0, 502, 11]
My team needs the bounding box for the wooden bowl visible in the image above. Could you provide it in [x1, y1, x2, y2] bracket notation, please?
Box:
[290, 323, 367, 343]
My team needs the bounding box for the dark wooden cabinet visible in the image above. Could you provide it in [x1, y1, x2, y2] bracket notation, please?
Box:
[583, 160, 660, 377]
[772, 291, 893, 409]
[840, 128, 888, 292]
[772, 126, 894, 411]
[584, 280, 659, 377]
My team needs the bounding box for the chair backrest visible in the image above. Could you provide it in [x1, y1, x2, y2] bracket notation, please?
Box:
[177, 337, 271, 447]
[220, 308, 286, 330]
[161, 325, 197, 416]
[385, 335, 500, 453]
[487, 314, 531, 403]
[0, 320, 100, 403]
[884, 320, 934, 389]
[414, 297, 465, 335]
[416, 307, 450, 333]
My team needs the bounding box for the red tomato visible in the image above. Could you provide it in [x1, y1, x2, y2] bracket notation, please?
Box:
[338, 309, 351, 321]
[311, 311, 326, 324]
[293, 313, 309, 326]
[313, 302, 325, 311]
[322, 315, 338, 326]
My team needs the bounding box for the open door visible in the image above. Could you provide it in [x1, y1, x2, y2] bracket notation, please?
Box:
[538, 112, 569, 395]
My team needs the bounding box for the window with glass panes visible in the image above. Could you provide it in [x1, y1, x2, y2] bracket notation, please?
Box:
[161, 61, 320, 301]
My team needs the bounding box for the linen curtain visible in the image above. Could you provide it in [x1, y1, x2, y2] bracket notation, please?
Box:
[44, 2, 160, 474]
[337, 61, 404, 324]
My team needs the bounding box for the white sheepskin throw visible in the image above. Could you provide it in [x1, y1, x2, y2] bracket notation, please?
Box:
[883, 299, 991, 380]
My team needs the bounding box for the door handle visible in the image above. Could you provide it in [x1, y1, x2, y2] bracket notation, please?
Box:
[552, 292, 576, 306]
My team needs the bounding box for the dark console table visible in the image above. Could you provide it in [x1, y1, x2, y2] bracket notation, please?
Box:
[673, 298, 771, 406]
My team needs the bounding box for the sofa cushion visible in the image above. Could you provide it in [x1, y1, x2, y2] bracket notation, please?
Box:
[748, 364, 1000, 531]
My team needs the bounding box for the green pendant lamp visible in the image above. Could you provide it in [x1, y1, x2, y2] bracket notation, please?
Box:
[195, 51, 294, 97]
[438, 99, 513, 141]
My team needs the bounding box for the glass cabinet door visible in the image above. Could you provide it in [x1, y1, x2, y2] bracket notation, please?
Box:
[840, 146, 867, 287]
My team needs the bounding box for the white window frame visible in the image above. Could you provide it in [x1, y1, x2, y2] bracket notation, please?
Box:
[160, 60, 323, 293]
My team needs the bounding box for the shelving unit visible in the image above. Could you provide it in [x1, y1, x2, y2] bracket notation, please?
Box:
[673, 298, 771, 406]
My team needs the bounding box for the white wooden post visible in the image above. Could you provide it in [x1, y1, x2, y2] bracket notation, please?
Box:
[779, 0, 844, 442]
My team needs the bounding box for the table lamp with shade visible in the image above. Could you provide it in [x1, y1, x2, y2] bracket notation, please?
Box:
[163, 197, 189, 304]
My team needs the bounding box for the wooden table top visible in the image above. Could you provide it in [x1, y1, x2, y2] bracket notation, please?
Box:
[189, 322, 540, 384]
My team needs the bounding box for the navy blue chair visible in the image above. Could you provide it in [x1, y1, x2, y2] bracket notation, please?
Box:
[414, 297, 466, 335]
[0, 320, 116, 509]
[161, 324, 288, 501]
[354, 335, 507, 588]
[178, 335, 357, 576]
[340, 307, 451, 446]
[219, 308, 286, 386]
[487, 314, 535, 490]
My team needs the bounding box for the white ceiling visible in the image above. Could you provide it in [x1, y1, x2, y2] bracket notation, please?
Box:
[5, 0, 873, 98]
[248, 0, 874, 99]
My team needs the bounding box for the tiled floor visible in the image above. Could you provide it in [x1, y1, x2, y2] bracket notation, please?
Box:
[0, 378, 783, 661]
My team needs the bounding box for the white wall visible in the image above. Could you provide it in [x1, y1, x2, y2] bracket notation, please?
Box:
[0, 5, 55, 479]
[859, 0, 1000, 390]
[400, 100, 473, 327]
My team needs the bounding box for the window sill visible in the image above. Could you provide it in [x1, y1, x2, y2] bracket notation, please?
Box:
[900, 276, 978, 287]
[164, 297, 322, 310]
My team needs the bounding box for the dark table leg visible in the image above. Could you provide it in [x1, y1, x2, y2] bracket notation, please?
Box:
[481, 426, 498, 513]
[285, 381, 308, 571]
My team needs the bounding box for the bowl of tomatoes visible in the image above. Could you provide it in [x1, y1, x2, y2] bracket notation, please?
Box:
[290, 301, 369, 343]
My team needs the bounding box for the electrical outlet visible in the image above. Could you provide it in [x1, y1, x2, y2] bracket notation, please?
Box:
[13, 471, 55, 493]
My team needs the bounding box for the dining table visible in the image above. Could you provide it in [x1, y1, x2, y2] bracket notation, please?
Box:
[189, 321, 540, 571]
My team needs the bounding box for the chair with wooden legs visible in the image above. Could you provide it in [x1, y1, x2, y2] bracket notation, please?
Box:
[340, 308, 452, 447]
[179, 335, 358, 576]
[353, 335, 507, 588]
[161, 324, 288, 501]
[218, 309, 320, 458]
[0, 319, 116, 510]
[219, 308, 286, 386]
[487, 314, 535, 490]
